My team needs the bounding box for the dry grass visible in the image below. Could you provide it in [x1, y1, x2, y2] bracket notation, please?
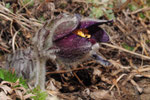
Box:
[0, 0, 150, 100]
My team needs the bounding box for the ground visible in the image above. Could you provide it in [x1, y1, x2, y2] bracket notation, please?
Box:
[0, 0, 150, 100]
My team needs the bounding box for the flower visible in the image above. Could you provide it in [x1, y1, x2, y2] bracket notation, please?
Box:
[51, 14, 112, 67]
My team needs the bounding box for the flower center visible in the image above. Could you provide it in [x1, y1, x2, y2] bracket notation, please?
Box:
[73, 29, 91, 38]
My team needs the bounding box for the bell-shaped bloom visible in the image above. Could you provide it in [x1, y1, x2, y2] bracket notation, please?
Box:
[32, 14, 112, 62]
[51, 14, 112, 66]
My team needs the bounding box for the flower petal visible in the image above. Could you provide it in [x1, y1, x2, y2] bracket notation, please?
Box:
[88, 26, 109, 42]
[51, 14, 81, 41]
[55, 34, 92, 63]
[80, 18, 113, 29]
[97, 29, 109, 42]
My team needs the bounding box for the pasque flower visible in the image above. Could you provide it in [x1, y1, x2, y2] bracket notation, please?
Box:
[6, 14, 112, 90]
[52, 14, 112, 68]
[32, 14, 112, 61]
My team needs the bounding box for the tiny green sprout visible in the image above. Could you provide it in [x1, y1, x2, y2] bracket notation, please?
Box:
[30, 86, 48, 100]
[23, 0, 34, 7]
[38, 16, 46, 22]
[5, 3, 10, 9]
[146, 40, 150, 43]
[18, 31, 21, 35]
[0, 70, 4, 80]
[128, 4, 137, 11]
[139, 13, 145, 19]
[89, 7, 104, 18]
[105, 4, 115, 20]
[122, 43, 134, 51]
[121, 0, 127, 3]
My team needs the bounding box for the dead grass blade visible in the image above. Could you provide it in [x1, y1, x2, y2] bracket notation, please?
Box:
[101, 43, 150, 60]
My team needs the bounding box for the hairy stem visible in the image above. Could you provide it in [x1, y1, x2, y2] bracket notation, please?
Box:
[35, 57, 46, 90]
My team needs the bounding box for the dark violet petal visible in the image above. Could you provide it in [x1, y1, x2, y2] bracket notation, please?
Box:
[99, 29, 109, 42]
[90, 27, 109, 42]
[80, 18, 113, 29]
[55, 34, 91, 49]
[54, 34, 92, 63]
[52, 14, 81, 41]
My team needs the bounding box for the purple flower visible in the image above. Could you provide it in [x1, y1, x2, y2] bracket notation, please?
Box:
[51, 14, 112, 66]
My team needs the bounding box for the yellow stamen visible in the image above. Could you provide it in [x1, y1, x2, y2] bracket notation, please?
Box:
[73, 29, 91, 38]
[77, 30, 86, 37]
[85, 33, 91, 38]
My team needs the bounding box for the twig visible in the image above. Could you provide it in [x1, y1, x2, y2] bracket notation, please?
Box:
[109, 74, 127, 91]
[122, 73, 135, 86]
[73, 72, 85, 88]
[17, 0, 32, 14]
[130, 79, 143, 93]
[133, 67, 150, 73]
[101, 43, 150, 60]
[0, 46, 10, 53]
[46, 66, 92, 75]
[0, 4, 42, 30]
[12, 29, 20, 53]
[113, 0, 131, 13]
[130, 7, 150, 15]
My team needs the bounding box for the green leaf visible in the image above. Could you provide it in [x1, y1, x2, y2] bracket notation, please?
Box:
[0, 70, 4, 80]
[128, 4, 137, 11]
[107, 13, 115, 20]
[121, 0, 127, 3]
[146, 40, 150, 43]
[89, 7, 104, 18]
[0, 69, 49, 99]
[0, 69, 28, 88]
[122, 43, 134, 51]
[5, 3, 10, 9]
[39, 16, 46, 22]
[139, 13, 145, 19]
